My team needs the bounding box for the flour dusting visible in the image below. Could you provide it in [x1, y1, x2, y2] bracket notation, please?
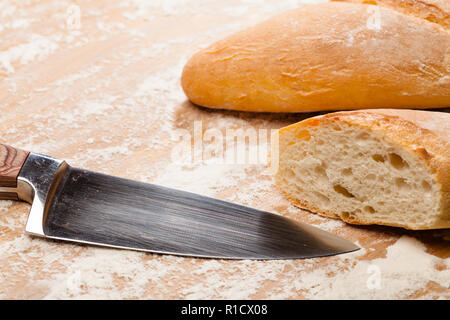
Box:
[0, 0, 448, 300]
[0, 34, 59, 73]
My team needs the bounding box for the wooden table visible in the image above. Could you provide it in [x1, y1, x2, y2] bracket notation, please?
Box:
[0, 0, 448, 299]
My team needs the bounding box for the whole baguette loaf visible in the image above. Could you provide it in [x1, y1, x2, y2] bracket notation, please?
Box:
[333, 0, 449, 29]
[273, 109, 450, 230]
[181, 2, 450, 112]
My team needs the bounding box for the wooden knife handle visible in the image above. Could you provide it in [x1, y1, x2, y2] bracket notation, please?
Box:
[0, 143, 30, 200]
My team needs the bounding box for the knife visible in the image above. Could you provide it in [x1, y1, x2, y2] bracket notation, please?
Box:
[0, 143, 358, 259]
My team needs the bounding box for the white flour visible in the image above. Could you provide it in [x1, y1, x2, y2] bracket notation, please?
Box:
[0, 34, 59, 73]
[0, 0, 448, 300]
[298, 237, 450, 299]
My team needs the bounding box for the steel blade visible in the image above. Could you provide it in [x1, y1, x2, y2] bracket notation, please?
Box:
[38, 166, 358, 260]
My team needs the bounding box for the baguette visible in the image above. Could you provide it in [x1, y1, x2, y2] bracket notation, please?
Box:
[181, 2, 450, 112]
[273, 109, 450, 230]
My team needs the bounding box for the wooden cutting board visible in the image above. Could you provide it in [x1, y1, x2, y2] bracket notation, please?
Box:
[0, 0, 448, 299]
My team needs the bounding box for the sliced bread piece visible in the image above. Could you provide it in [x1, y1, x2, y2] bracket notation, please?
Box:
[273, 109, 450, 229]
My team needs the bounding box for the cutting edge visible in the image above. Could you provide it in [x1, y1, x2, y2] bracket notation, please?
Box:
[41, 233, 359, 260]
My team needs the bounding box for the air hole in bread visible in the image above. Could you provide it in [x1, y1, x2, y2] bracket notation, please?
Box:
[422, 180, 432, 192]
[341, 168, 352, 176]
[372, 154, 385, 162]
[366, 174, 376, 180]
[314, 165, 327, 177]
[395, 177, 410, 191]
[333, 184, 355, 198]
[389, 153, 409, 169]
[341, 211, 356, 220]
[364, 205, 376, 214]
[341, 211, 350, 219]
[356, 132, 369, 140]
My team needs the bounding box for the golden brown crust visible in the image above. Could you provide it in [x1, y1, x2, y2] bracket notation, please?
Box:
[182, 2, 450, 113]
[332, 0, 450, 29]
[276, 109, 450, 229]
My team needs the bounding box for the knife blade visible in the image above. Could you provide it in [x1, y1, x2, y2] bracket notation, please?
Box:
[0, 144, 358, 259]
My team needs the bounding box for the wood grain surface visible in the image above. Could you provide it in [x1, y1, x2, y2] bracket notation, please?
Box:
[0, 143, 29, 191]
[0, 0, 448, 300]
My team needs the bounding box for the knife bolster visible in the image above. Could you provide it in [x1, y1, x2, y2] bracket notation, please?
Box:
[0, 144, 30, 200]
[16, 153, 68, 236]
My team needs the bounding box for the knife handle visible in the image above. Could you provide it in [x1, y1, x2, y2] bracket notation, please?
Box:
[0, 144, 30, 200]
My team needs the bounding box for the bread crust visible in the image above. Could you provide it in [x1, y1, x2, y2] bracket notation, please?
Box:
[182, 2, 450, 113]
[275, 109, 450, 229]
